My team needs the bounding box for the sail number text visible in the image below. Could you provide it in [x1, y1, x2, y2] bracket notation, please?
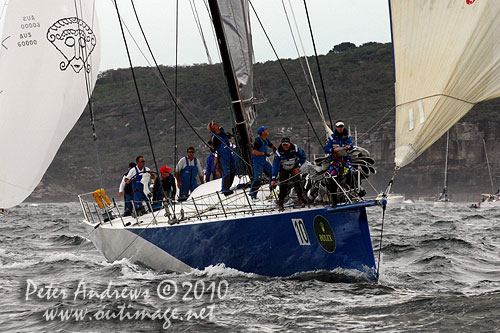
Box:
[17, 32, 37, 48]
[21, 15, 40, 29]
[292, 219, 310, 246]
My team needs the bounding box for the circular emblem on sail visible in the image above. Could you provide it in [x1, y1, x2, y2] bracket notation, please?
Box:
[466, 0, 476, 4]
[313, 215, 336, 253]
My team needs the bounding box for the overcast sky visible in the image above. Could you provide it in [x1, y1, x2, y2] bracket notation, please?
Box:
[95, 0, 391, 70]
[0, 0, 391, 70]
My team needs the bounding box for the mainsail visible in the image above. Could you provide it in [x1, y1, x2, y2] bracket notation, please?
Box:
[208, 0, 255, 173]
[217, 0, 255, 126]
[390, 0, 500, 168]
[0, 0, 100, 208]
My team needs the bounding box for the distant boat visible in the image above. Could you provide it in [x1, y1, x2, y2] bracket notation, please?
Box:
[434, 131, 450, 207]
[471, 193, 500, 209]
[471, 140, 498, 209]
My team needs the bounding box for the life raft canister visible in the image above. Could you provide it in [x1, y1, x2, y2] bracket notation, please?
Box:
[92, 188, 111, 209]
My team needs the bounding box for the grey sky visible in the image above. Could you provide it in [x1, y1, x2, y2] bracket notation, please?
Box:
[96, 0, 391, 70]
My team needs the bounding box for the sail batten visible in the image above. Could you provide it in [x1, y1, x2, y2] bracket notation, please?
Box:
[391, 0, 500, 167]
[0, 0, 100, 208]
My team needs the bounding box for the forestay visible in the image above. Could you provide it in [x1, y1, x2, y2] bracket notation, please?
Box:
[217, 0, 255, 126]
[390, 0, 500, 167]
[0, 0, 100, 208]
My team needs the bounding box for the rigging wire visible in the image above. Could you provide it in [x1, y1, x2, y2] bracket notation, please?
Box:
[113, 0, 161, 175]
[104, 0, 218, 124]
[302, 0, 334, 132]
[248, 0, 323, 148]
[201, 0, 241, 126]
[189, 0, 213, 64]
[281, 0, 322, 120]
[174, 0, 179, 165]
[288, 1, 331, 136]
[483, 138, 495, 193]
[128, 0, 211, 149]
[127, 0, 251, 173]
[73, 0, 106, 197]
[376, 203, 386, 281]
[376, 167, 399, 281]
[357, 105, 395, 142]
[68, 0, 110, 247]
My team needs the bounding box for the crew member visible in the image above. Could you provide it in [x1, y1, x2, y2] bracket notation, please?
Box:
[249, 126, 275, 200]
[271, 137, 307, 211]
[118, 162, 136, 216]
[208, 121, 235, 195]
[324, 120, 353, 157]
[324, 120, 355, 175]
[152, 166, 176, 209]
[324, 121, 355, 205]
[175, 147, 204, 201]
[205, 140, 220, 182]
[125, 156, 155, 215]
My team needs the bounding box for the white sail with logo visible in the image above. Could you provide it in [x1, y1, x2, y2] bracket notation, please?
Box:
[217, 0, 255, 126]
[0, 0, 100, 208]
[390, 0, 500, 167]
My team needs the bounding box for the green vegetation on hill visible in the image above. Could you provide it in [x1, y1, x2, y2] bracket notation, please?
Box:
[35, 42, 500, 200]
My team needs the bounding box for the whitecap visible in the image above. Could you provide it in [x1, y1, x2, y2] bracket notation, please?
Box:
[188, 263, 259, 278]
[42, 252, 83, 263]
[0, 259, 38, 269]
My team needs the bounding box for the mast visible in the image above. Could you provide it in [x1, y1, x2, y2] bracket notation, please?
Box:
[483, 139, 494, 193]
[207, 0, 253, 175]
[174, 0, 179, 165]
[355, 126, 360, 190]
[443, 131, 449, 200]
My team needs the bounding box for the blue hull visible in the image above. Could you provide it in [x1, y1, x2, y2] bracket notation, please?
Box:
[130, 201, 377, 278]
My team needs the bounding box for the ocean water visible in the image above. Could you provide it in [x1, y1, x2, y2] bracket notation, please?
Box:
[0, 202, 499, 332]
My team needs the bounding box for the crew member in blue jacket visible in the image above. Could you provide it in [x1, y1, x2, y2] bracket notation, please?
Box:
[324, 121, 356, 205]
[324, 120, 354, 176]
[324, 120, 353, 156]
[249, 126, 275, 199]
[205, 140, 220, 182]
[175, 147, 205, 201]
[271, 137, 307, 210]
[208, 121, 235, 195]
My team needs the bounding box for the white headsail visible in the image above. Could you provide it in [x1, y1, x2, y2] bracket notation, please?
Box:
[0, 0, 100, 208]
[390, 0, 500, 168]
[217, 0, 255, 126]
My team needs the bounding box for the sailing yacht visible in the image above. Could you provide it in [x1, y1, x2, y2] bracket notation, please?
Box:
[471, 139, 500, 209]
[2, 0, 500, 279]
[434, 131, 450, 207]
[0, 0, 379, 278]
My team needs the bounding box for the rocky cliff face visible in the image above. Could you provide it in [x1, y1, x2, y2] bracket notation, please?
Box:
[362, 120, 500, 201]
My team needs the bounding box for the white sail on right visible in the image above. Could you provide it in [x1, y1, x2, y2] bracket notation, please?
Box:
[390, 0, 500, 168]
[0, 0, 100, 208]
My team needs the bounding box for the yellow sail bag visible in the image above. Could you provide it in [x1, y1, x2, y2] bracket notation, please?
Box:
[92, 188, 111, 209]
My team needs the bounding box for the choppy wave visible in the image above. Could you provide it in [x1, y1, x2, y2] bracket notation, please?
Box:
[0, 202, 499, 331]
